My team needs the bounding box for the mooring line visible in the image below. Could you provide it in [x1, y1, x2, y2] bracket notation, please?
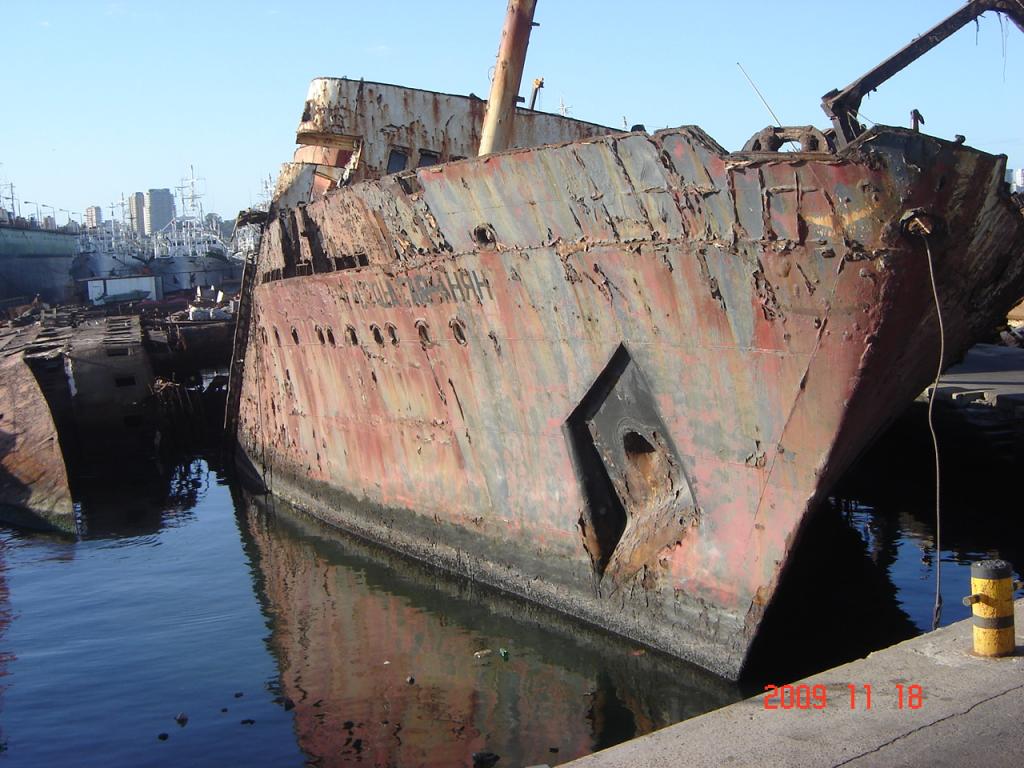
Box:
[922, 235, 945, 631]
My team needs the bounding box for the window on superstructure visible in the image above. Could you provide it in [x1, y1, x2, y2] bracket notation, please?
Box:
[417, 150, 440, 168]
[386, 148, 409, 174]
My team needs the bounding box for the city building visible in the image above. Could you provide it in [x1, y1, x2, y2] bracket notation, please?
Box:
[1009, 168, 1024, 194]
[84, 205, 103, 228]
[144, 189, 175, 235]
[127, 192, 146, 235]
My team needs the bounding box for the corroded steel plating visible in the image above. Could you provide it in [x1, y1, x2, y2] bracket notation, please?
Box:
[233, 3, 1024, 678]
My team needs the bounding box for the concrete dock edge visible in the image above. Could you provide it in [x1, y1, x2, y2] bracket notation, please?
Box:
[562, 599, 1024, 767]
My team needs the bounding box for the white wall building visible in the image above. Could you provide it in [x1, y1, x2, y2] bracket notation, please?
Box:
[1010, 168, 1024, 194]
[85, 205, 103, 228]
[128, 192, 146, 235]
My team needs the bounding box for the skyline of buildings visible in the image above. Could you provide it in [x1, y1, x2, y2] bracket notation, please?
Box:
[2, 176, 235, 237]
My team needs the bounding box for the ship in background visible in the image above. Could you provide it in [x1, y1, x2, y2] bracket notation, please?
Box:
[73, 172, 242, 302]
[0, 207, 80, 306]
[1, 171, 242, 309]
[229, 0, 1024, 679]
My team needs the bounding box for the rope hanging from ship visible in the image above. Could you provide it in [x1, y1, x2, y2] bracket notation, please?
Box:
[903, 215, 947, 631]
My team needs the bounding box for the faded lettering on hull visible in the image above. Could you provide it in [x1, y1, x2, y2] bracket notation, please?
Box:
[234, 120, 1024, 679]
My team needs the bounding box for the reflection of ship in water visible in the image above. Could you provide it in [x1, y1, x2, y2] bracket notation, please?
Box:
[236, 492, 739, 767]
[0, 534, 12, 749]
[73, 456, 213, 539]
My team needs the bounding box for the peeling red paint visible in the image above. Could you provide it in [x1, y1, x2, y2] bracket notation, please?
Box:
[232, 73, 1024, 679]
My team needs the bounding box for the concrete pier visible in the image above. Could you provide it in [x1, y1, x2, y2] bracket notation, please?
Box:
[926, 343, 1024, 413]
[562, 600, 1023, 767]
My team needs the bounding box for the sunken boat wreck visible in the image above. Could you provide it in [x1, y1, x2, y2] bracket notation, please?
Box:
[230, 0, 1024, 678]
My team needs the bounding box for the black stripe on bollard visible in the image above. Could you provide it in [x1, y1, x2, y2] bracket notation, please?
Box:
[971, 560, 1012, 580]
[973, 615, 1014, 630]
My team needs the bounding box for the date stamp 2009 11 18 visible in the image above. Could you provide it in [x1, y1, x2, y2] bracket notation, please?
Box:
[763, 684, 924, 711]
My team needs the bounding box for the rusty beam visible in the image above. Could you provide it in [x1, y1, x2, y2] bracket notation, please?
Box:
[823, 0, 1024, 146]
[478, 0, 538, 156]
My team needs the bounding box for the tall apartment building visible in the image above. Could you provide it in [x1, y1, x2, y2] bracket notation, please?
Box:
[144, 188, 175, 235]
[1010, 168, 1024, 194]
[84, 205, 103, 228]
[127, 192, 146, 235]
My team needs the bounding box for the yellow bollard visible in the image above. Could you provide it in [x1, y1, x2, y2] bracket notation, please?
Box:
[962, 560, 1017, 657]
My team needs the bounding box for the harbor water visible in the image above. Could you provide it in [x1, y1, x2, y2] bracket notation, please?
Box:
[0, 403, 1021, 766]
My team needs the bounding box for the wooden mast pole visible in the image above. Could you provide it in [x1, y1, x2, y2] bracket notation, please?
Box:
[478, 0, 537, 156]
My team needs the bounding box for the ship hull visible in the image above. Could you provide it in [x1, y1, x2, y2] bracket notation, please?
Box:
[73, 251, 242, 296]
[0, 353, 74, 532]
[236, 126, 1024, 678]
[0, 227, 79, 303]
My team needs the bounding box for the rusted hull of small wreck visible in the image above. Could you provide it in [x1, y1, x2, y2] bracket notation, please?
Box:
[234, 105, 1024, 678]
[0, 315, 156, 534]
[0, 352, 74, 533]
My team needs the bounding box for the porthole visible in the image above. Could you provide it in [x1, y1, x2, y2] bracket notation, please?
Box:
[385, 323, 399, 345]
[316, 325, 325, 345]
[291, 327, 300, 345]
[370, 324, 385, 346]
[416, 320, 432, 349]
[472, 223, 497, 246]
[346, 325, 358, 346]
[326, 327, 336, 346]
[450, 317, 467, 346]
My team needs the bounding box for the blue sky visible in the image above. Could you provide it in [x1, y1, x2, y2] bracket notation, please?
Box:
[2, 1, 1021, 223]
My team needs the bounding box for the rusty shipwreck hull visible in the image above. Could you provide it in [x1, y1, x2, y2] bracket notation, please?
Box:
[236, 125, 1024, 678]
[0, 315, 157, 533]
[0, 352, 74, 532]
